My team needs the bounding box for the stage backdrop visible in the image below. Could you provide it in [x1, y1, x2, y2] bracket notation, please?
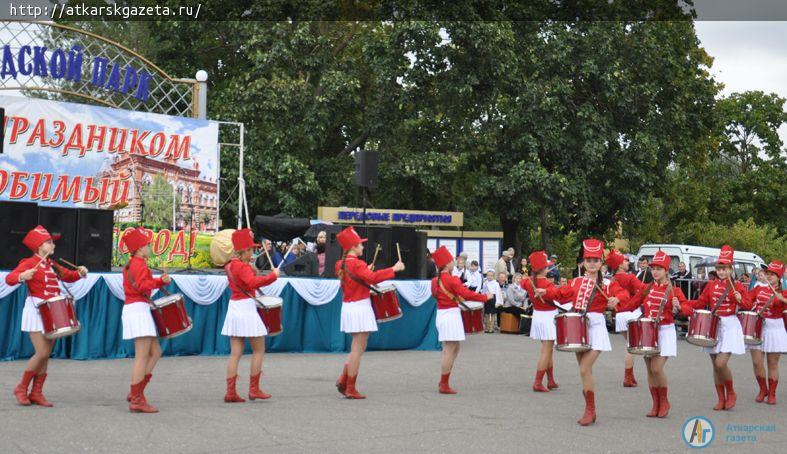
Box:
[0, 274, 441, 360]
[0, 95, 220, 267]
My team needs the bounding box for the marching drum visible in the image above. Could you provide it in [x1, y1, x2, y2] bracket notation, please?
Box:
[686, 309, 719, 347]
[370, 284, 403, 323]
[256, 296, 284, 336]
[151, 294, 193, 339]
[460, 301, 484, 334]
[627, 318, 660, 355]
[35, 295, 81, 340]
[738, 311, 763, 345]
[554, 312, 590, 353]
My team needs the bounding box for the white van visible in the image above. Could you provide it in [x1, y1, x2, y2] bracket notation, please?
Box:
[635, 244, 765, 278]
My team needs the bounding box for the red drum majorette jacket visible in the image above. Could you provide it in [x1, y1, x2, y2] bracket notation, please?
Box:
[520, 276, 560, 312]
[554, 276, 629, 313]
[747, 286, 786, 319]
[335, 253, 395, 302]
[123, 256, 166, 305]
[683, 279, 752, 317]
[431, 271, 488, 310]
[226, 258, 278, 300]
[618, 282, 688, 326]
[6, 255, 82, 299]
[611, 271, 645, 298]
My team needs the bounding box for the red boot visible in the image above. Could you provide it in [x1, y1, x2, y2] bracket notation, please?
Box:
[14, 370, 35, 406]
[767, 379, 777, 405]
[224, 375, 245, 403]
[344, 375, 366, 399]
[127, 373, 152, 402]
[577, 390, 596, 426]
[623, 367, 637, 388]
[129, 382, 158, 413]
[546, 366, 559, 389]
[724, 379, 737, 410]
[439, 373, 457, 394]
[646, 386, 659, 417]
[755, 376, 768, 403]
[249, 372, 271, 400]
[713, 383, 726, 410]
[532, 370, 549, 392]
[657, 387, 670, 418]
[336, 364, 348, 395]
[28, 373, 53, 407]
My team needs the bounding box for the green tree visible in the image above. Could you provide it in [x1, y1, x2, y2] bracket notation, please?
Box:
[141, 175, 174, 230]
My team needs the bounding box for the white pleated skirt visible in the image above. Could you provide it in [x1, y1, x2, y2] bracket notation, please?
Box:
[21, 296, 44, 333]
[340, 298, 378, 333]
[221, 298, 267, 338]
[702, 315, 745, 355]
[615, 308, 642, 332]
[747, 318, 787, 353]
[122, 302, 157, 339]
[530, 309, 558, 341]
[587, 312, 612, 352]
[658, 324, 677, 357]
[436, 308, 466, 342]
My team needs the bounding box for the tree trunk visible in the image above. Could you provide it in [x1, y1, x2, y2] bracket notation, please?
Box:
[501, 217, 521, 258]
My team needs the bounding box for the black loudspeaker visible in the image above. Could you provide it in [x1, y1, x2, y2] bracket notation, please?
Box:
[320, 225, 345, 278]
[354, 150, 378, 189]
[355, 225, 392, 269]
[415, 232, 429, 279]
[38, 206, 78, 266]
[283, 252, 319, 277]
[76, 208, 114, 271]
[391, 226, 420, 279]
[0, 201, 39, 268]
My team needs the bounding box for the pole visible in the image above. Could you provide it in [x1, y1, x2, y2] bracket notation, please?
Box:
[237, 123, 245, 229]
[171, 182, 176, 230]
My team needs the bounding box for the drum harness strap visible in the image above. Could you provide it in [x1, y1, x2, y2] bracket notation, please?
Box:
[652, 283, 673, 324]
[755, 291, 778, 318]
[340, 257, 383, 296]
[123, 261, 169, 306]
[436, 274, 472, 311]
[709, 281, 733, 316]
[224, 258, 266, 305]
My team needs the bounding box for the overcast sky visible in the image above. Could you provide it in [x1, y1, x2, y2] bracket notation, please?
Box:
[695, 21, 787, 142]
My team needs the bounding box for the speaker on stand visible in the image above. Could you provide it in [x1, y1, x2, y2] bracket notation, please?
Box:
[76, 208, 114, 271]
[38, 206, 78, 266]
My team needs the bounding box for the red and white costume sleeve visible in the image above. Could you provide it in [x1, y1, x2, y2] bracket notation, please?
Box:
[335, 254, 395, 302]
[226, 258, 277, 300]
[6, 255, 82, 298]
[123, 256, 166, 304]
[431, 272, 488, 309]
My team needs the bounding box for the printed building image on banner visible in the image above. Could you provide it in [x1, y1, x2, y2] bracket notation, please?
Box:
[0, 95, 220, 268]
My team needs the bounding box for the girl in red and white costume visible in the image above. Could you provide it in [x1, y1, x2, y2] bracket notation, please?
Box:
[121, 227, 171, 413]
[553, 239, 629, 425]
[617, 251, 687, 417]
[334, 227, 404, 399]
[607, 250, 645, 388]
[430, 246, 493, 394]
[682, 245, 751, 411]
[745, 260, 786, 405]
[7, 226, 87, 407]
[221, 228, 280, 403]
[520, 250, 565, 392]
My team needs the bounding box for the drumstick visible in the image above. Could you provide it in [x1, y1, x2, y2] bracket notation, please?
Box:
[263, 243, 275, 270]
[57, 257, 79, 270]
[369, 244, 381, 270]
[594, 283, 610, 300]
[396, 243, 402, 262]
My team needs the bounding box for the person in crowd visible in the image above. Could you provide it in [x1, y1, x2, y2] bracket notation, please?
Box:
[255, 238, 283, 271]
[519, 257, 529, 277]
[425, 251, 438, 279]
[464, 260, 483, 291]
[453, 255, 468, 282]
[559, 277, 568, 287]
[501, 273, 530, 332]
[671, 261, 693, 298]
[572, 253, 584, 278]
[738, 273, 751, 287]
[481, 270, 502, 333]
[507, 248, 518, 281]
[750, 269, 769, 291]
[495, 251, 512, 282]
[495, 271, 508, 327]
[315, 231, 327, 276]
[636, 257, 654, 283]
[547, 255, 560, 284]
